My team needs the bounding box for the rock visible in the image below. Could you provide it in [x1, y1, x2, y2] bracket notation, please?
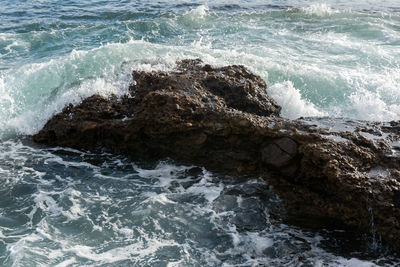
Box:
[232, 210, 267, 231]
[232, 197, 269, 231]
[33, 59, 400, 250]
[213, 194, 238, 213]
[262, 137, 298, 168]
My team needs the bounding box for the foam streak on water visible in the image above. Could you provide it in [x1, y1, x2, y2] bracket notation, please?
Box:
[0, 1, 400, 265]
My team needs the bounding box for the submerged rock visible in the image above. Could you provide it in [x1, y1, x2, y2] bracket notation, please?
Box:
[34, 59, 400, 250]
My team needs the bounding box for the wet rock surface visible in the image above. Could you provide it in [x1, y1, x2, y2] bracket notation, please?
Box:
[34, 59, 400, 250]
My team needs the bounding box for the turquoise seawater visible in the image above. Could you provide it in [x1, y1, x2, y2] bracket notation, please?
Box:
[0, 1, 400, 266]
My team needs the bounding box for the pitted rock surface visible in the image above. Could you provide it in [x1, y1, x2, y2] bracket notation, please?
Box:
[262, 137, 298, 168]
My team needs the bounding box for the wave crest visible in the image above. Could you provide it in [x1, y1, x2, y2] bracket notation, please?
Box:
[268, 81, 326, 119]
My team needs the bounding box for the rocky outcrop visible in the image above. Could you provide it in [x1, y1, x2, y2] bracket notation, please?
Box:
[33, 59, 400, 250]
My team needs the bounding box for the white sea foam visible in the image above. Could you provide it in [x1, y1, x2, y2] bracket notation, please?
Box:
[186, 170, 224, 203]
[0, 76, 15, 133]
[27, 191, 62, 224]
[7, 233, 43, 265]
[61, 189, 86, 221]
[185, 5, 209, 19]
[145, 193, 176, 205]
[245, 232, 274, 256]
[135, 161, 190, 181]
[53, 258, 76, 267]
[0, 32, 29, 59]
[301, 3, 339, 16]
[61, 237, 180, 264]
[182, 5, 210, 24]
[268, 81, 327, 119]
[314, 257, 378, 267]
[348, 89, 400, 121]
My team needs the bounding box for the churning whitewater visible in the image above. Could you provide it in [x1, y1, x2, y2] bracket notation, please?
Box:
[1, 0, 400, 266]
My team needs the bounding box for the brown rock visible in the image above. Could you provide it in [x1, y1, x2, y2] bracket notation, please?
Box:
[262, 137, 298, 168]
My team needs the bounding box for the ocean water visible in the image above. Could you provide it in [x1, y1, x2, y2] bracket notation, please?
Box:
[0, 0, 399, 266]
